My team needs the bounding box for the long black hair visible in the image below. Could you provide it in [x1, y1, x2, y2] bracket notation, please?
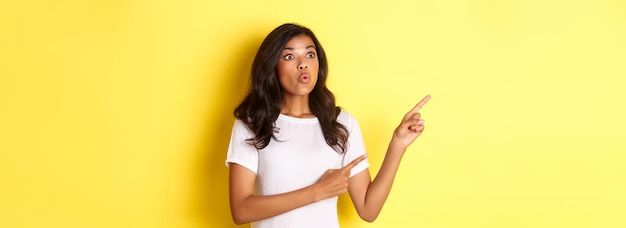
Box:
[234, 23, 348, 153]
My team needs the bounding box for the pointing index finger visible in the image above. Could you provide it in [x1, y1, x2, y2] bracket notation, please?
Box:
[343, 154, 368, 171]
[411, 95, 431, 112]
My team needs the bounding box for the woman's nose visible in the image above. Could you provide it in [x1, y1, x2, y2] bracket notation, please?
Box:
[298, 64, 308, 70]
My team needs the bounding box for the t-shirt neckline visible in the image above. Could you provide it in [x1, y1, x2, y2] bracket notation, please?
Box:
[278, 113, 319, 123]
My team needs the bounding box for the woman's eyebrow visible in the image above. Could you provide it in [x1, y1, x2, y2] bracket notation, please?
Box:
[283, 45, 316, 50]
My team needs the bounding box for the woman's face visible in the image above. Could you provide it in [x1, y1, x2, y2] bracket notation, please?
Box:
[276, 34, 319, 98]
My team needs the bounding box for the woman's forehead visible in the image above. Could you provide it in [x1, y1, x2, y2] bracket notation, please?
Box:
[284, 35, 315, 49]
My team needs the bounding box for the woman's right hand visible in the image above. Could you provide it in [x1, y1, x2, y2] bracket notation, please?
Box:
[313, 154, 368, 201]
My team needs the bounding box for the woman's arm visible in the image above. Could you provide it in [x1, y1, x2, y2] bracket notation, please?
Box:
[229, 155, 368, 224]
[348, 95, 431, 222]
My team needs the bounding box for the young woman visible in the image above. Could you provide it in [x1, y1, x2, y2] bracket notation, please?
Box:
[226, 23, 430, 227]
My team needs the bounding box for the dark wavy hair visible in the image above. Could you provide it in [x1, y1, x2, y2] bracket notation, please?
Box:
[234, 23, 348, 153]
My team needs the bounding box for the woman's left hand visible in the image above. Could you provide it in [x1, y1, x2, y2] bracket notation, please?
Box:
[391, 95, 431, 150]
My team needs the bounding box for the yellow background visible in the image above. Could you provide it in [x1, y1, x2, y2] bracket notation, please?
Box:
[2, 0, 625, 227]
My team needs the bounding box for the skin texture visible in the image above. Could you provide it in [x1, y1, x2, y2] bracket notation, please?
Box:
[228, 34, 431, 224]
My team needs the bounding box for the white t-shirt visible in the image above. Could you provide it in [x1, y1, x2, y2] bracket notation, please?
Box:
[226, 110, 370, 228]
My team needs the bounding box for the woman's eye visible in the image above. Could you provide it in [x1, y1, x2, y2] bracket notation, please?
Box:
[284, 54, 294, 60]
[307, 52, 316, 58]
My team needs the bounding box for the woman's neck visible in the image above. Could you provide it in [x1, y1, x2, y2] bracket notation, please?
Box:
[280, 95, 315, 118]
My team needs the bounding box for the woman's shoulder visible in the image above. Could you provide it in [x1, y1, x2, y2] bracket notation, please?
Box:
[232, 118, 254, 136]
[337, 109, 358, 126]
[233, 118, 247, 127]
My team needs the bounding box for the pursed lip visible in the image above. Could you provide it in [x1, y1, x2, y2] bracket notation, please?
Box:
[299, 72, 310, 83]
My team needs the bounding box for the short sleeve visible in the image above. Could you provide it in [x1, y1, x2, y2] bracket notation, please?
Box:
[338, 111, 370, 177]
[225, 119, 259, 174]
